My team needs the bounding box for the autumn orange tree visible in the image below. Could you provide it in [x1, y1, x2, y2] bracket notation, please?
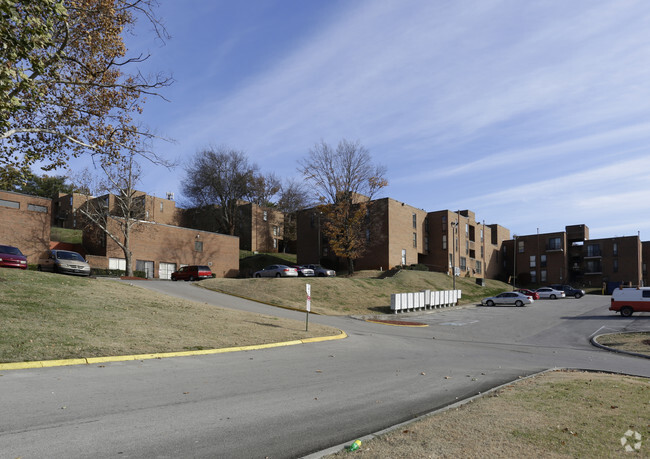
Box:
[300, 139, 387, 274]
[0, 0, 171, 181]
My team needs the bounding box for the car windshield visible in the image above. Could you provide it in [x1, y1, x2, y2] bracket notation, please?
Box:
[56, 251, 85, 261]
[0, 245, 22, 255]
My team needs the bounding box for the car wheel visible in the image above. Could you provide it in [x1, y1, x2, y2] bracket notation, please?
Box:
[486, 300, 494, 307]
[515, 300, 523, 307]
[620, 306, 634, 317]
[574, 293, 582, 299]
[275, 273, 281, 278]
[172, 276, 177, 281]
[255, 273, 261, 278]
[550, 294, 557, 299]
[189, 275, 195, 281]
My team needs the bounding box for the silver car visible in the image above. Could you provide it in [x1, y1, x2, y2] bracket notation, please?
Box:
[37, 249, 91, 276]
[303, 264, 336, 277]
[253, 265, 298, 278]
[481, 291, 533, 307]
[535, 287, 566, 299]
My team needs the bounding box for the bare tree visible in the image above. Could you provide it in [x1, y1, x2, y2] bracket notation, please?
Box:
[75, 153, 145, 277]
[277, 178, 314, 252]
[182, 146, 280, 236]
[299, 139, 387, 274]
[1, 0, 173, 182]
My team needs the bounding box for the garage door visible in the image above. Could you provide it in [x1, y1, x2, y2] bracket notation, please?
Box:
[158, 262, 176, 280]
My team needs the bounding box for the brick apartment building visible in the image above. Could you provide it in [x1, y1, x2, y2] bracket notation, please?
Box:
[52, 191, 180, 229]
[0, 190, 51, 263]
[297, 200, 510, 277]
[502, 224, 643, 288]
[180, 201, 285, 253]
[83, 218, 239, 279]
[421, 210, 510, 279]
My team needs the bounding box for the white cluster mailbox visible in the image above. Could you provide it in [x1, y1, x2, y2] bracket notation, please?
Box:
[390, 289, 461, 313]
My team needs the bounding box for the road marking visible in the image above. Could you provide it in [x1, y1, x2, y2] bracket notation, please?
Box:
[589, 325, 620, 338]
[440, 320, 479, 326]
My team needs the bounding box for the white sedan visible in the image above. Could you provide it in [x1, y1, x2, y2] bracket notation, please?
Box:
[253, 265, 298, 278]
[535, 287, 566, 299]
[481, 291, 533, 307]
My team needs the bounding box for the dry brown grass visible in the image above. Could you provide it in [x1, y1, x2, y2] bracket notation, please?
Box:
[200, 270, 510, 315]
[328, 370, 650, 458]
[0, 269, 340, 363]
[595, 332, 650, 355]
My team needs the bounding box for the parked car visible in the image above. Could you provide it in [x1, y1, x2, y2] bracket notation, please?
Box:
[610, 287, 650, 317]
[290, 265, 315, 277]
[171, 265, 212, 281]
[535, 287, 566, 299]
[0, 245, 28, 270]
[515, 288, 540, 300]
[302, 264, 336, 277]
[481, 291, 533, 307]
[37, 249, 91, 276]
[550, 284, 585, 299]
[254, 265, 298, 278]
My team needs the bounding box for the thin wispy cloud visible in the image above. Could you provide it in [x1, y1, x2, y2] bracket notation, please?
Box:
[122, 0, 650, 239]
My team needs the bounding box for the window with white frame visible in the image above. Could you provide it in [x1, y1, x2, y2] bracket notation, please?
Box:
[530, 256, 536, 268]
[460, 257, 467, 271]
[442, 234, 447, 250]
[530, 270, 537, 283]
[541, 270, 547, 282]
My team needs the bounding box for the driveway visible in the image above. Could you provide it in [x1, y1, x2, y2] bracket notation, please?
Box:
[0, 284, 648, 458]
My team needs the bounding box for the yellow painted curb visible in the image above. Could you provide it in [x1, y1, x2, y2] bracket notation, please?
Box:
[0, 331, 347, 371]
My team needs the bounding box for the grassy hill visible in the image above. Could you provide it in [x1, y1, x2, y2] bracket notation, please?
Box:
[200, 269, 511, 315]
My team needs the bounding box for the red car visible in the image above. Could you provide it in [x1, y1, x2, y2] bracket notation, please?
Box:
[171, 265, 212, 281]
[516, 289, 540, 300]
[0, 245, 28, 270]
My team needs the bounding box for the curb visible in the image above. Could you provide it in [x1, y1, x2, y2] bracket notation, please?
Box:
[591, 332, 650, 360]
[0, 330, 347, 371]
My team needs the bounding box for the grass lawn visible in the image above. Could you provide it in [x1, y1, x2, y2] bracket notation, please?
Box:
[200, 270, 512, 315]
[0, 268, 339, 363]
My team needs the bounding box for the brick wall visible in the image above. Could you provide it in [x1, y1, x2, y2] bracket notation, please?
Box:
[0, 190, 51, 263]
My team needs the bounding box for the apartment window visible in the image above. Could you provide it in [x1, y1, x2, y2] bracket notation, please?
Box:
[412, 213, 417, 229]
[480, 228, 484, 242]
[263, 211, 268, 221]
[585, 260, 602, 273]
[442, 215, 447, 230]
[465, 240, 469, 255]
[529, 256, 536, 268]
[413, 233, 417, 248]
[613, 243, 618, 256]
[587, 244, 601, 257]
[0, 199, 19, 209]
[476, 260, 482, 274]
[401, 249, 406, 265]
[518, 240, 524, 253]
[449, 253, 453, 268]
[442, 235, 447, 250]
[69, 196, 73, 205]
[613, 259, 618, 273]
[424, 236, 429, 252]
[465, 223, 469, 236]
[460, 257, 467, 271]
[530, 271, 537, 283]
[480, 246, 484, 258]
[548, 237, 561, 250]
[273, 225, 278, 236]
[540, 255, 547, 267]
[541, 270, 547, 282]
[273, 238, 277, 249]
[195, 241, 203, 252]
[28, 204, 48, 213]
[424, 218, 429, 233]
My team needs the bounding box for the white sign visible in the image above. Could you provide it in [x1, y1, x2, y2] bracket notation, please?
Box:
[306, 283, 311, 312]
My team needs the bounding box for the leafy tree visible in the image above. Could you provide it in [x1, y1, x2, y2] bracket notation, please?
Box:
[75, 152, 145, 277]
[300, 139, 387, 274]
[0, 0, 171, 182]
[0, 166, 74, 197]
[182, 146, 280, 236]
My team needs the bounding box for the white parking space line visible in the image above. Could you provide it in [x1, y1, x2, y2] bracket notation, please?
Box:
[439, 320, 479, 326]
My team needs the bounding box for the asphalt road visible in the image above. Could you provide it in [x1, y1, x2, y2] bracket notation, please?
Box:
[1, 282, 648, 458]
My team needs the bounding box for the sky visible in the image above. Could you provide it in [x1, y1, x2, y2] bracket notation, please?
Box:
[77, 0, 650, 240]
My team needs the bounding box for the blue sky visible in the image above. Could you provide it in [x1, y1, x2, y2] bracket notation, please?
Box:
[97, 0, 650, 240]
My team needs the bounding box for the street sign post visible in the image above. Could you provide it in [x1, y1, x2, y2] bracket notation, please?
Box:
[305, 283, 311, 331]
